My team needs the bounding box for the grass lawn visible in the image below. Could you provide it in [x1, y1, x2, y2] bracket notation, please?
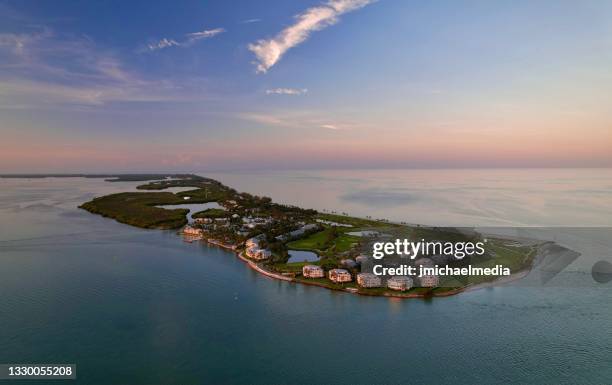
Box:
[333, 233, 360, 253]
[477, 240, 535, 271]
[287, 227, 361, 256]
[287, 228, 336, 251]
[272, 261, 313, 273]
[315, 213, 394, 228]
[456, 239, 536, 285]
[294, 276, 358, 290]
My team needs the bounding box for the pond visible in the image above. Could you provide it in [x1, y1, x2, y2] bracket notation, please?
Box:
[155, 186, 200, 194]
[315, 219, 353, 227]
[287, 250, 319, 263]
[346, 230, 382, 237]
[155, 202, 225, 222]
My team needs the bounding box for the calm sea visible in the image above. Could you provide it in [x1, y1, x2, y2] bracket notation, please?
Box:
[0, 169, 611, 385]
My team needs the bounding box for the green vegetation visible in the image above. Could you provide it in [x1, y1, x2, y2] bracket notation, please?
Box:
[192, 208, 228, 219]
[287, 228, 337, 251]
[272, 261, 312, 274]
[293, 276, 358, 290]
[315, 213, 395, 228]
[464, 239, 536, 284]
[79, 192, 189, 229]
[79, 173, 545, 298]
[334, 233, 360, 252]
[80, 174, 235, 229]
[287, 227, 361, 258]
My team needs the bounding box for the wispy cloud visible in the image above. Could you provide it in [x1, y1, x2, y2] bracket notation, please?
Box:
[147, 38, 179, 51]
[248, 0, 374, 73]
[265, 88, 308, 95]
[241, 18, 262, 24]
[146, 27, 225, 52]
[185, 28, 225, 43]
[0, 29, 208, 108]
[240, 111, 357, 131]
[320, 124, 342, 130]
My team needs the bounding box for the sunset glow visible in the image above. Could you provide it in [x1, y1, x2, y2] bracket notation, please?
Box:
[1, 0, 611, 172]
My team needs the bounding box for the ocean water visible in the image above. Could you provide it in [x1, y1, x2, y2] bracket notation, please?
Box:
[207, 168, 612, 227]
[0, 170, 611, 385]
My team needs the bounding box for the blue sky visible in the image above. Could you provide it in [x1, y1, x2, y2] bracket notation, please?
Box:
[1, 0, 611, 172]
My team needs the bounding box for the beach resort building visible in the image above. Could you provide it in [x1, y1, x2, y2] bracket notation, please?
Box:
[235, 230, 250, 237]
[246, 246, 271, 260]
[357, 273, 382, 288]
[328, 269, 352, 283]
[182, 225, 203, 236]
[387, 276, 413, 291]
[355, 255, 369, 265]
[415, 257, 435, 268]
[244, 235, 271, 260]
[340, 259, 358, 269]
[419, 274, 439, 287]
[276, 224, 319, 242]
[302, 265, 325, 278]
[245, 235, 264, 249]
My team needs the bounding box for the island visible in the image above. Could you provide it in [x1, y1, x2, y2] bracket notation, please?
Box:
[79, 174, 559, 298]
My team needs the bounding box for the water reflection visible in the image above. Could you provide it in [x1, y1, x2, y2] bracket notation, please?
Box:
[287, 250, 319, 263]
[155, 202, 224, 222]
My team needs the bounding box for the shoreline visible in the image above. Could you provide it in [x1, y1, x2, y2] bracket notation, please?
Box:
[75, 174, 549, 300]
[194, 234, 539, 299]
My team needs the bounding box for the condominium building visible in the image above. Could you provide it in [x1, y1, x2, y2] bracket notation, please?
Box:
[328, 269, 352, 283]
[302, 265, 325, 278]
[182, 225, 203, 236]
[419, 274, 439, 288]
[387, 276, 413, 291]
[357, 273, 382, 288]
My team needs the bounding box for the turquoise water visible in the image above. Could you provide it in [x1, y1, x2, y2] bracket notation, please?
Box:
[1, 173, 611, 384]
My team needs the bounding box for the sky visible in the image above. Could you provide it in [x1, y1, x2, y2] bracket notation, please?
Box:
[1, 0, 611, 172]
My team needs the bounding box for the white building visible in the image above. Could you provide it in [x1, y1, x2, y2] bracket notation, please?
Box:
[341, 259, 358, 269]
[355, 255, 369, 265]
[276, 224, 319, 241]
[244, 235, 271, 260]
[302, 265, 325, 278]
[245, 235, 264, 249]
[419, 274, 439, 287]
[246, 247, 271, 260]
[182, 225, 203, 236]
[387, 276, 413, 291]
[357, 273, 382, 288]
[328, 269, 352, 283]
[259, 249, 272, 260]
